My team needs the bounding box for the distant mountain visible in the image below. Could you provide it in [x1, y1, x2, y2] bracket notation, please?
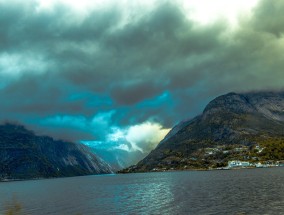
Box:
[93, 148, 147, 171]
[120, 91, 284, 173]
[0, 124, 113, 180]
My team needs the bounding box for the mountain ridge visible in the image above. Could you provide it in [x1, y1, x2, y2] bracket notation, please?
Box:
[120, 91, 284, 173]
[0, 123, 113, 180]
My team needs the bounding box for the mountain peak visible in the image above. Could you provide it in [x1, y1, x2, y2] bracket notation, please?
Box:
[120, 91, 284, 173]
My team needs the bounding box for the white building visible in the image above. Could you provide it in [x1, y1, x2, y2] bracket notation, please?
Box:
[228, 160, 250, 168]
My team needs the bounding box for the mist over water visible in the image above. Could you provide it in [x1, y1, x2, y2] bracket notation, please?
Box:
[0, 168, 283, 215]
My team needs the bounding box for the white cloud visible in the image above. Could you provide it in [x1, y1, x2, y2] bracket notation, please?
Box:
[115, 143, 131, 152]
[98, 121, 170, 153]
[107, 128, 125, 142]
[0, 53, 49, 76]
[79, 121, 169, 153]
[32, 0, 260, 29]
[180, 0, 259, 27]
[125, 122, 170, 152]
[90, 110, 115, 129]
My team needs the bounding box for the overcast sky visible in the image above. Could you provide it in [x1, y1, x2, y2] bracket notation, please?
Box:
[1, 0, 284, 164]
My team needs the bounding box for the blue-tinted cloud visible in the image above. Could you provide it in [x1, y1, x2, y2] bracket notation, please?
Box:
[1, 0, 284, 167]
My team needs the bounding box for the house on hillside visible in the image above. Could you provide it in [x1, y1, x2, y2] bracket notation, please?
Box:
[228, 160, 250, 169]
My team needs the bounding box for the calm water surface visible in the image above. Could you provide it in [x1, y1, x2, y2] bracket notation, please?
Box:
[0, 168, 283, 215]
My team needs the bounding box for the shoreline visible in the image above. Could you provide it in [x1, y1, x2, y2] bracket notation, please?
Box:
[1, 166, 283, 181]
[118, 165, 284, 174]
[0, 173, 115, 183]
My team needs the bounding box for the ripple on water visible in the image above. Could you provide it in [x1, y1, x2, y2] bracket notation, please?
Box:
[0, 168, 283, 215]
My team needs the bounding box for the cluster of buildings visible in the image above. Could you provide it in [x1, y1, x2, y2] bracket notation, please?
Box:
[227, 160, 284, 169]
[204, 145, 249, 156]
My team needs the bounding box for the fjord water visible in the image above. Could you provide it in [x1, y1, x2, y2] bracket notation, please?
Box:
[0, 168, 283, 215]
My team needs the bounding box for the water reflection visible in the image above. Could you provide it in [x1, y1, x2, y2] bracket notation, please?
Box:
[0, 168, 283, 215]
[134, 177, 174, 213]
[86, 173, 175, 214]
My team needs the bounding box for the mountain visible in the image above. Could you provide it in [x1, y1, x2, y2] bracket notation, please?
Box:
[0, 123, 113, 180]
[120, 91, 284, 173]
[92, 148, 146, 171]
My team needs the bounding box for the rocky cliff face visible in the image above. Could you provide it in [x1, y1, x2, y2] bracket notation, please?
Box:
[0, 124, 113, 180]
[121, 91, 284, 172]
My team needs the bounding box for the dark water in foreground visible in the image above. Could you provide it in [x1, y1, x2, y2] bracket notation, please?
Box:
[0, 168, 283, 215]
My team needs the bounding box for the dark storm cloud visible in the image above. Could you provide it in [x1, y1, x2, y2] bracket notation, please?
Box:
[110, 81, 160, 105]
[251, 0, 284, 36]
[1, 0, 284, 145]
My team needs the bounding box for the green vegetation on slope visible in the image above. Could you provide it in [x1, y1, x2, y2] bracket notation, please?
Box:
[119, 92, 284, 173]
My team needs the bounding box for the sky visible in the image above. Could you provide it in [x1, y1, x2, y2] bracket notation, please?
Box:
[1, 0, 284, 167]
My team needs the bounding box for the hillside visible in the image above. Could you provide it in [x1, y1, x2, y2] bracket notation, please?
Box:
[120, 91, 284, 173]
[0, 123, 113, 180]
